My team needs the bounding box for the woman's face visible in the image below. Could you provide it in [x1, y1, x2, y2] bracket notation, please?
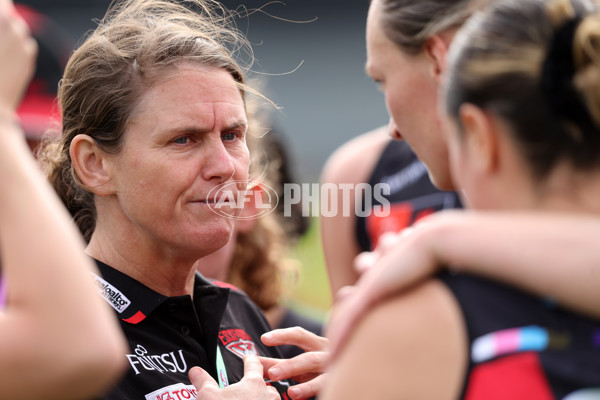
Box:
[365, 0, 454, 190]
[106, 65, 249, 258]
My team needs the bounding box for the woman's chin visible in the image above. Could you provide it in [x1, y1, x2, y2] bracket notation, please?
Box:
[195, 223, 234, 254]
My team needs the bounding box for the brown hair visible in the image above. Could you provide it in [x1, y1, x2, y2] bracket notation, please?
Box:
[224, 110, 299, 311]
[39, 0, 252, 241]
[226, 211, 290, 311]
[374, 0, 489, 54]
[444, 0, 600, 180]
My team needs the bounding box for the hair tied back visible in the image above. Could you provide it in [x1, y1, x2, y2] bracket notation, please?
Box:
[541, 16, 597, 137]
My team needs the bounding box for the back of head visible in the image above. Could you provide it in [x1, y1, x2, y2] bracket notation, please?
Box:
[375, 0, 490, 54]
[445, 0, 600, 180]
[39, 0, 251, 241]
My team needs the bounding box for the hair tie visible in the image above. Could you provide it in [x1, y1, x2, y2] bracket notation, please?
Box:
[541, 17, 596, 137]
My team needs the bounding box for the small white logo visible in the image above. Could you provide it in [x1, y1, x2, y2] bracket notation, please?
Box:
[127, 344, 188, 375]
[145, 383, 198, 400]
[92, 274, 131, 313]
[207, 180, 279, 220]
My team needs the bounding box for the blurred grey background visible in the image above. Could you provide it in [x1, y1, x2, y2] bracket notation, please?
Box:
[18, 0, 389, 183]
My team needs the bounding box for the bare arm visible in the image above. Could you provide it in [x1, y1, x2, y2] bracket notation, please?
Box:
[321, 279, 467, 400]
[327, 210, 600, 356]
[320, 126, 390, 295]
[428, 211, 600, 317]
[0, 3, 126, 398]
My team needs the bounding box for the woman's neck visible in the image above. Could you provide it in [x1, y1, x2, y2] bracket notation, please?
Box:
[531, 164, 600, 215]
[485, 162, 600, 215]
[86, 222, 198, 298]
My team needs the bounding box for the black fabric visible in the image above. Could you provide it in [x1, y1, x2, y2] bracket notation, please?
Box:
[356, 140, 461, 251]
[439, 271, 600, 399]
[93, 260, 294, 399]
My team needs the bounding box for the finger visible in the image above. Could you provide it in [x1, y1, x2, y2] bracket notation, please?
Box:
[261, 327, 328, 352]
[266, 351, 327, 382]
[188, 366, 219, 392]
[333, 284, 355, 303]
[326, 293, 366, 360]
[257, 355, 280, 379]
[243, 354, 264, 380]
[267, 385, 280, 400]
[376, 231, 401, 254]
[354, 251, 377, 274]
[287, 373, 328, 400]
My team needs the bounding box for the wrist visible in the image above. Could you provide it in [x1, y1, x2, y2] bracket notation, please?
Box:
[0, 108, 20, 128]
[422, 210, 467, 271]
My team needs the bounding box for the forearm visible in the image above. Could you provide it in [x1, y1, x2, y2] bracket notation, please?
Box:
[0, 117, 126, 399]
[431, 211, 600, 318]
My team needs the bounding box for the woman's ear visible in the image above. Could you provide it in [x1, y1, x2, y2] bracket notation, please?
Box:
[424, 33, 452, 84]
[70, 134, 115, 196]
[458, 104, 500, 177]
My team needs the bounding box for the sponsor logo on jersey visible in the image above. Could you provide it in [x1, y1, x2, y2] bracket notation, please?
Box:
[145, 383, 198, 400]
[219, 328, 257, 358]
[127, 344, 188, 375]
[92, 273, 131, 313]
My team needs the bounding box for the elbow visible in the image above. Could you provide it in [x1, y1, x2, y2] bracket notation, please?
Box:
[78, 329, 129, 391]
[58, 327, 129, 398]
[34, 328, 128, 400]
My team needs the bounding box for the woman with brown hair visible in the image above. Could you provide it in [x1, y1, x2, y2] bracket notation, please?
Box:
[38, 0, 299, 398]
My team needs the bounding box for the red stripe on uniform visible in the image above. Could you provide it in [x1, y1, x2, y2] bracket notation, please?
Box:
[465, 352, 554, 400]
[122, 311, 146, 324]
[212, 281, 239, 291]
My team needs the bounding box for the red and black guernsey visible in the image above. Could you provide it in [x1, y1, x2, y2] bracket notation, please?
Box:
[439, 271, 600, 399]
[92, 260, 294, 400]
[356, 139, 461, 251]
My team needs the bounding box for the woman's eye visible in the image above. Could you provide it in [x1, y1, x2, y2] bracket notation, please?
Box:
[222, 132, 237, 141]
[173, 136, 189, 144]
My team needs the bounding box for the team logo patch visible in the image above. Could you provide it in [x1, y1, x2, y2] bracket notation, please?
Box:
[218, 329, 257, 359]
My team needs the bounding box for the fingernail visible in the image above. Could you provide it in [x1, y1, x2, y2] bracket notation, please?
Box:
[262, 331, 273, 341]
[269, 366, 281, 380]
[288, 386, 301, 399]
[188, 367, 201, 381]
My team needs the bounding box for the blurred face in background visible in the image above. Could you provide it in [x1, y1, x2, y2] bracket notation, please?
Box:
[365, 0, 455, 190]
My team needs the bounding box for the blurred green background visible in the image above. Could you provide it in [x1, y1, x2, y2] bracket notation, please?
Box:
[287, 218, 332, 324]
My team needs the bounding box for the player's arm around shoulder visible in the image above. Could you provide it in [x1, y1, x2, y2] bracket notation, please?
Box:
[320, 278, 468, 400]
[320, 126, 391, 295]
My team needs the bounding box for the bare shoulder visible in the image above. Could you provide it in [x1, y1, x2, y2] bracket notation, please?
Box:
[320, 126, 391, 292]
[322, 279, 468, 400]
[320, 125, 390, 185]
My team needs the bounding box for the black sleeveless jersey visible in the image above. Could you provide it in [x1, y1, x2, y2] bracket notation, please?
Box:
[439, 271, 600, 399]
[356, 140, 462, 251]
